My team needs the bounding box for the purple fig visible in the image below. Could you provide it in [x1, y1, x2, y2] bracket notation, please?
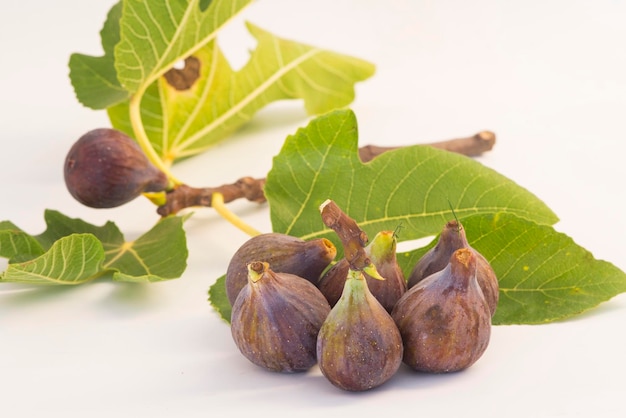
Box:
[407, 219, 499, 315]
[230, 261, 331, 373]
[317, 268, 403, 391]
[225, 233, 336, 306]
[392, 248, 491, 373]
[64, 128, 168, 208]
[318, 230, 407, 313]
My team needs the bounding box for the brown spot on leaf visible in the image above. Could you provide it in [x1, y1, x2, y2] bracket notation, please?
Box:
[164, 56, 201, 90]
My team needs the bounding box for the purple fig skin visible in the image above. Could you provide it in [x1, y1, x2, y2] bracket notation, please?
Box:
[230, 261, 331, 373]
[318, 230, 407, 313]
[317, 269, 403, 391]
[225, 233, 337, 306]
[407, 220, 499, 316]
[392, 248, 491, 373]
[64, 128, 168, 208]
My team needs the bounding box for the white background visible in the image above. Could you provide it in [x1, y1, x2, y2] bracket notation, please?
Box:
[1, 1, 625, 417]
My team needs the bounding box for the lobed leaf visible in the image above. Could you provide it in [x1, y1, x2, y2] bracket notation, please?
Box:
[107, 215, 188, 283]
[0, 210, 188, 285]
[0, 221, 46, 263]
[68, 1, 129, 109]
[114, 0, 252, 94]
[108, 23, 376, 163]
[264, 109, 558, 250]
[1, 234, 105, 285]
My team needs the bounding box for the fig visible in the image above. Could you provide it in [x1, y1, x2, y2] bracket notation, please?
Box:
[318, 230, 407, 312]
[230, 261, 331, 373]
[317, 268, 403, 391]
[392, 248, 491, 373]
[64, 128, 169, 208]
[407, 219, 499, 315]
[225, 233, 337, 306]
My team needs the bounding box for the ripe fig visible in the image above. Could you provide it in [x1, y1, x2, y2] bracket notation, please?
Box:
[318, 230, 407, 313]
[407, 219, 499, 315]
[225, 233, 337, 306]
[230, 261, 331, 373]
[317, 268, 403, 391]
[64, 128, 169, 208]
[392, 248, 491, 373]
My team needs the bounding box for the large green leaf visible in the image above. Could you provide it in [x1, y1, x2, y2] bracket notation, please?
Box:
[114, 0, 252, 94]
[0, 210, 188, 285]
[107, 23, 376, 163]
[264, 109, 558, 248]
[68, 0, 252, 109]
[398, 213, 626, 324]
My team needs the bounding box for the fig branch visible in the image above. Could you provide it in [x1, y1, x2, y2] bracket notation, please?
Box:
[156, 131, 497, 218]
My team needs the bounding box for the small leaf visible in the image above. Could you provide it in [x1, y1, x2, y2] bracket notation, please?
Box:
[398, 213, 626, 324]
[68, 1, 129, 109]
[108, 215, 188, 283]
[0, 221, 46, 263]
[36, 209, 124, 249]
[264, 109, 558, 251]
[108, 23, 376, 163]
[208, 275, 231, 323]
[1, 234, 105, 285]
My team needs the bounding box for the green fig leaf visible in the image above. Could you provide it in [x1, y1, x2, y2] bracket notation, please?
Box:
[1, 210, 187, 285]
[264, 109, 558, 250]
[107, 22, 375, 163]
[0, 221, 45, 263]
[398, 213, 626, 324]
[108, 215, 188, 283]
[114, 0, 252, 96]
[68, 1, 128, 109]
[208, 275, 231, 323]
[1, 234, 105, 285]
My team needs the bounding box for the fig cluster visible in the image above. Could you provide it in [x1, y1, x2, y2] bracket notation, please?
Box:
[225, 219, 499, 391]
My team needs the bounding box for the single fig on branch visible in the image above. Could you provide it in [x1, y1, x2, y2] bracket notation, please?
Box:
[225, 233, 337, 306]
[408, 219, 499, 315]
[392, 248, 491, 373]
[230, 261, 331, 373]
[317, 268, 403, 391]
[64, 128, 169, 208]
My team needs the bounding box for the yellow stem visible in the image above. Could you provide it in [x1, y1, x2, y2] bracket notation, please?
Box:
[211, 192, 262, 237]
[129, 91, 182, 187]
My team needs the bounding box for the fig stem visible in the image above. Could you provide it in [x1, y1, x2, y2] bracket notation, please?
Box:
[129, 91, 181, 188]
[319, 199, 383, 279]
[211, 192, 262, 237]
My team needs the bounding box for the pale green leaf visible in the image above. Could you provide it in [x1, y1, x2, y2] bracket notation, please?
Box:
[1, 211, 188, 285]
[107, 215, 188, 282]
[0, 221, 45, 263]
[114, 0, 252, 94]
[0, 234, 105, 285]
[108, 23, 376, 163]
